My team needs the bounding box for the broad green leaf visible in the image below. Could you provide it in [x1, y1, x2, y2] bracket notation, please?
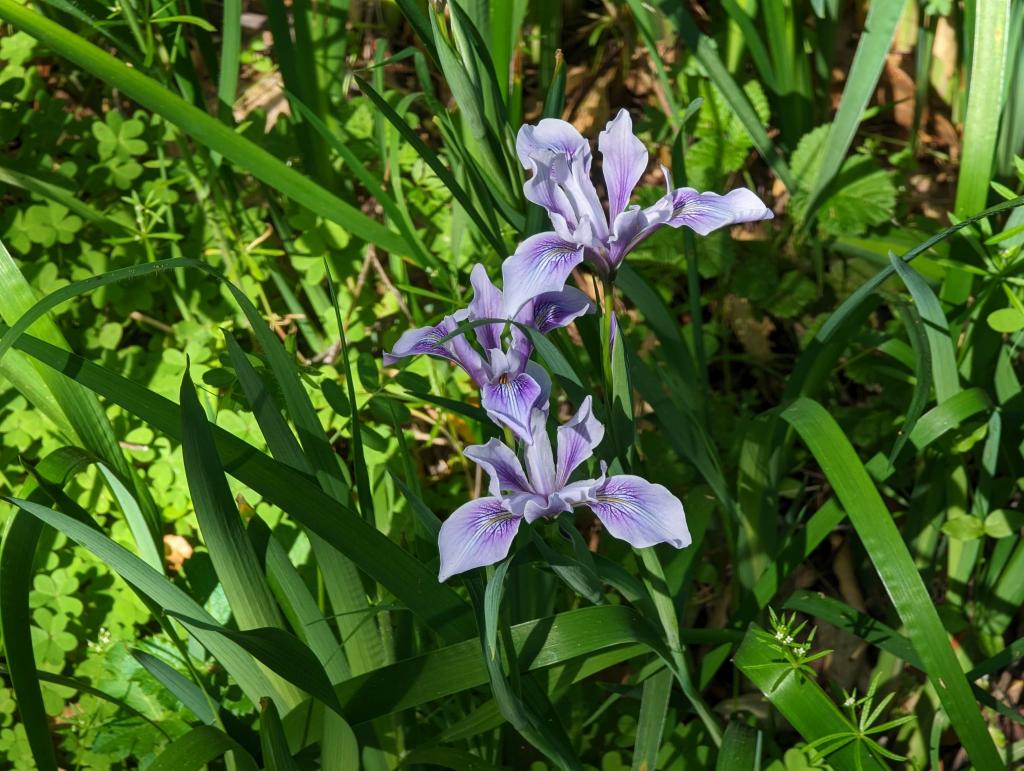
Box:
[987, 307, 1024, 333]
[984, 509, 1024, 538]
[734, 624, 887, 770]
[715, 722, 761, 771]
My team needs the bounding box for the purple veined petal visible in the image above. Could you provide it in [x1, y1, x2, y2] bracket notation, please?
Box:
[551, 151, 609, 240]
[587, 475, 692, 549]
[468, 263, 506, 351]
[501, 233, 585, 318]
[598, 109, 649, 222]
[606, 196, 675, 270]
[555, 396, 605, 488]
[383, 316, 458, 366]
[522, 407, 556, 496]
[523, 149, 581, 228]
[667, 187, 774, 236]
[526, 286, 595, 334]
[464, 439, 530, 498]
[516, 119, 591, 171]
[437, 497, 523, 581]
[481, 371, 544, 444]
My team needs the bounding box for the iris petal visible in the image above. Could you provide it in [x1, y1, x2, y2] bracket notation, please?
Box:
[438, 497, 522, 581]
[667, 187, 773, 235]
[555, 396, 605, 488]
[587, 475, 691, 549]
[481, 371, 544, 444]
[464, 439, 530, 498]
[501, 233, 584, 318]
[598, 109, 648, 221]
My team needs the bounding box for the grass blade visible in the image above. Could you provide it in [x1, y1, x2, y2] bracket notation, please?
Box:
[179, 367, 290, 634]
[216, 0, 241, 117]
[631, 667, 672, 771]
[889, 253, 961, 402]
[948, 0, 1012, 300]
[260, 700, 298, 771]
[148, 725, 258, 771]
[805, 0, 908, 215]
[781, 398, 1004, 768]
[280, 604, 667, 735]
[248, 518, 349, 682]
[132, 650, 218, 725]
[6, 496, 279, 706]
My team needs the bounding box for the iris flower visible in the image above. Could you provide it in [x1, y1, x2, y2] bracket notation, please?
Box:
[384, 263, 592, 442]
[502, 109, 773, 314]
[438, 397, 691, 581]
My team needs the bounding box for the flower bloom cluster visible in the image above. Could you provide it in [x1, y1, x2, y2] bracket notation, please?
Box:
[387, 110, 773, 581]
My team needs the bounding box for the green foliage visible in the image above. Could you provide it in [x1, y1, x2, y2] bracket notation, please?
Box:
[0, 1, 1022, 769]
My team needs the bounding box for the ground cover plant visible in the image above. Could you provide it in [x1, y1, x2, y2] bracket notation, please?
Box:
[0, 0, 1023, 768]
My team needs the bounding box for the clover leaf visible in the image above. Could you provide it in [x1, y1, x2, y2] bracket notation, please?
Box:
[22, 203, 83, 247]
[92, 111, 148, 160]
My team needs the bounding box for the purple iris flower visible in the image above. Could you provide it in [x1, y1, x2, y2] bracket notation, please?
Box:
[502, 109, 774, 313]
[384, 263, 593, 443]
[437, 397, 691, 581]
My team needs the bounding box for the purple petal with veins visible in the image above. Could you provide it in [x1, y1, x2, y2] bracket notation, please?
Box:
[587, 475, 691, 549]
[383, 317, 458, 366]
[501, 232, 584, 319]
[437, 497, 522, 581]
[607, 196, 674, 270]
[522, 149, 582, 227]
[522, 407, 556, 495]
[555, 396, 605, 487]
[527, 286, 595, 334]
[464, 439, 530, 497]
[666, 187, 773, 236]
[598, 109, 648, 221]
[468, 263, 505, 351]
[551, 151, 609, 239]
[516, 119, 591, 170]
[480, 370, 544, 444]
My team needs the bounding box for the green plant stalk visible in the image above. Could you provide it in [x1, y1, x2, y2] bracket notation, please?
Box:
[637, 547, 722, 746]
[601, 282, 615, 400]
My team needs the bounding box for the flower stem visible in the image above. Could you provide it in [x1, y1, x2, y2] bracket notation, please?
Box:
[600, 280, 614, 406]
[637, 546, 722, 747]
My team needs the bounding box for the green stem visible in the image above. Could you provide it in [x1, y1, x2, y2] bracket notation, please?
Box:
[637, 546, 722, 746]
[600, 280, 614, 405]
